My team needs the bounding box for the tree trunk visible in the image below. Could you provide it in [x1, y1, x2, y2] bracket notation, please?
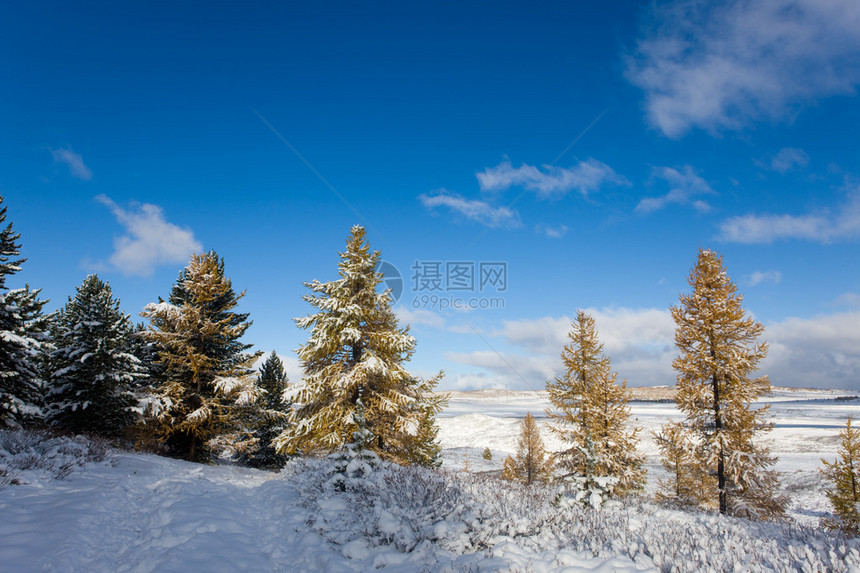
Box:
[710, 332, 727, 514]
[188, 433, 196, 462]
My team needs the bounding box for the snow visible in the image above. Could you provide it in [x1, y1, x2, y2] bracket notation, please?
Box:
[436, 386, 858, 526]
[0, 445, 659, 572]
[0, 387, 858, 571]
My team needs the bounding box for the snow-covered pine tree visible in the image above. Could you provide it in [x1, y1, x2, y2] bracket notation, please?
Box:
[821, 417, 860, 534]
[242, 351, 291, 469]
[654, 420, 704, 507]
[545, 310, 645, 495]
[672, 248, 785, 518]
[129, 321, 162, 392]
[45, 275, 138, 436]
[512, 412, 551, 485]
[140, 251, 261, 462]
[275, 225, 446, 466]
[0, 195, 50, 427]
[482, 447, 492, 461]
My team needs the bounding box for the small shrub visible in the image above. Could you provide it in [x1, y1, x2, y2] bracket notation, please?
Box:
[0, 429, 108, 487]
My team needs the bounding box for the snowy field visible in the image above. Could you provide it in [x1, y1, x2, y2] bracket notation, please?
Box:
[437, 386, 859, 526]
[1, 387, 858, 572]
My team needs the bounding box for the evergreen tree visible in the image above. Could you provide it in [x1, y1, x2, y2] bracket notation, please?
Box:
[45, 275, 138, 435]
[129, 322, 162, 391]
[511, 412, 551, 485]
[275, 225, 446, 466]
[821, 417, 860, 534]
[546, 310, 645, 495]
[671, 248, 785, 518]
[140, 251, 260, 461]
[0, 195, 50, 427]
[482, 447, 492, 461]
[243, 352, 291, 469]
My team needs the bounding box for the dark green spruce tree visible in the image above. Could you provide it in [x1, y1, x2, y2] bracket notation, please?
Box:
[46, 275, 139, 436]
[0, 195, 50, 427]
[242, 351, 291, 468]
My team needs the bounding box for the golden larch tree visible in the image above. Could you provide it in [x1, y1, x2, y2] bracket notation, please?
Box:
[546, 310, 645, 495]
[821, 417, 860, 533]
[501, 455, 518, 482]
[653, 420, 705, 506]
[670, 248, 785, 518]
[512, 412, 551, 485]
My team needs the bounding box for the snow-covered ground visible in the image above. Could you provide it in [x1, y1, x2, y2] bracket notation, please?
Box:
[1, 387, 858, 572]
[439, 388, 860, 525]
[437, 386, 859, 526]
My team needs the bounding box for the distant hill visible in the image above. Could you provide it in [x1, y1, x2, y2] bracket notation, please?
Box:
[438, 385, 856, 403]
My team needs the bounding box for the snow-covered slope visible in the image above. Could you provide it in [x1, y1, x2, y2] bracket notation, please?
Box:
[3, 443, 859, 572]
[1, 387, 858, 572]
[0, 447, 657, 572]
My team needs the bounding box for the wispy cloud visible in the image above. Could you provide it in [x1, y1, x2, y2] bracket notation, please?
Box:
[95, 194, 203, 277]
[749, 270, 782, 286]
[535, 223, 569, 239]
[626, 0, 860, 137]
[477, 159, 628, 199]
[768, 148, 810, 173]
[719, 187, 860, 244]
[444, 350, 556, 391]
[51, 146, 92, 180]
[419, 190, 521, 228]
[636, 166, 714, 213]
[833, 292, 860, 308]
[394, 307, 446, 328]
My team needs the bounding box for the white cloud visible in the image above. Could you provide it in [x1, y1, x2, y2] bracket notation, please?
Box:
[394, 307, 446, 328]
[444, 350, 556, 391]
[636, 166, 715, 213]
[535, 223, 569, 239]
[51, 147, 92, 180]
[493, 316, 571, 356]
[833, 292, 860, 308]
[719, 188, 860, 243]
[763, 311, 860, 390]
[626, 0, 860, 137]
[476, 159, 628, 199]
[444, 306, 860, 391]
[487, 308, 677, 387]
[419, 190, 521, 228]
[769, 148, 810, 173]
[749, 270, 782, 286]
[95, 194, 203, 277]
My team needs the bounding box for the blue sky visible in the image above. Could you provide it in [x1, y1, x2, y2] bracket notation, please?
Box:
[2, 1, 859, 391]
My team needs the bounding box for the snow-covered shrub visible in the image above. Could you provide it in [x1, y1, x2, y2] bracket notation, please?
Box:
[554, 474, 619, 509]
[0, 429, 107, 487]
[286, 455, 860, 571]
[287, 454, 468, 553]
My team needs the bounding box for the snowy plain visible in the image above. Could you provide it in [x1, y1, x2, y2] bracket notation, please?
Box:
[1, 387, 858, 572]
[437, 386, 859, 527]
